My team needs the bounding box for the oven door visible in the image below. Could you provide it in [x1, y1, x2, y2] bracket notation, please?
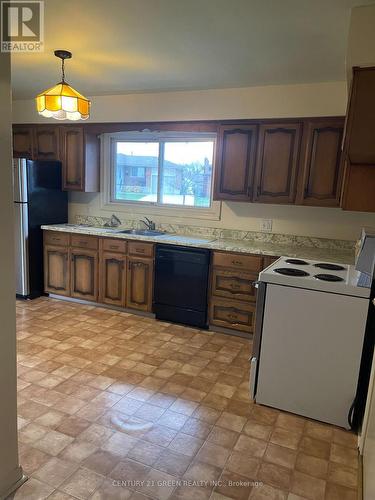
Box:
[249, 280, 267, 399]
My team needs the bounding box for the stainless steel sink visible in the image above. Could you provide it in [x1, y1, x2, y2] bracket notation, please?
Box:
[117, 229, 166, 236]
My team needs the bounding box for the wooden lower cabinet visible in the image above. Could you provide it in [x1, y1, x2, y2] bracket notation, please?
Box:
[100, 252, 126, 307]
[71, 248, 98, 301]
[210, 298, 255, 333]
[44, 245, 70, 296]
[211, 268, 258, 302]
[126, 257, 153, 312]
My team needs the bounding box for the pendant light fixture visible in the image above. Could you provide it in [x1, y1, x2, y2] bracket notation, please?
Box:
[36, 50, 90, 121]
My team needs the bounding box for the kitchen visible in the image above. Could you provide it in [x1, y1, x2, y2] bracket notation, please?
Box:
[1, 1, 375, 499]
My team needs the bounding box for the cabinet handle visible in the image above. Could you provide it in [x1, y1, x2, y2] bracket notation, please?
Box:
[135, 248, 145, 253]
[231, 260, 243, 266]
[109, 245, 118, 250]
[230, 283, 241, 290]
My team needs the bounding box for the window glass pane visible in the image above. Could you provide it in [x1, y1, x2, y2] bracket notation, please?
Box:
[114, 142, 159, 202]
[161, 141, 214, 207]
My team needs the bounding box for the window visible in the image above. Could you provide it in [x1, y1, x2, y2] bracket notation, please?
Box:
[110, 134, 215, 209]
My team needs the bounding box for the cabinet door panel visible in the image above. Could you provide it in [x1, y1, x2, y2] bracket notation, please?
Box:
[126, 257, 153, 312]
[211, 269, 258, 302]
[13, 127, 33, 158]
[71, 248, 98, 301]
[344, 67, 375, 165]
[214, 125, 257, 201]
[100, 253, 126, 307]
[61, 127, 85, 191]
[209, 298, 255, 333]
[44, 245, 70, 296]
[254, 123, 301, 203]
[298, 121, 344, 207]
[34, 127, 60, 160]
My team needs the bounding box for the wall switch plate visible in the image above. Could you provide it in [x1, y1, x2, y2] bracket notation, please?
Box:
[260, 219, 273, 232]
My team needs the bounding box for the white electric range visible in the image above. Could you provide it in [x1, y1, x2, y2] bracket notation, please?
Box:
[250, 256, 371, 428]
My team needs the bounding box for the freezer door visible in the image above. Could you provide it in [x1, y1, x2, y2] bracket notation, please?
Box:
[14, 202, 30, 296]
[13, 158, 28, 202]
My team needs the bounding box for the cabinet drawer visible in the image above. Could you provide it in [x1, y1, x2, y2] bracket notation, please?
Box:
[44, 231, 70, 247]
[213, 252, 263, 272]
[102, 238, 127, 253]
[209, 298, 255, 333]
[71, 234, 98, 250]
[211, 269, 258, 302]
[128, 241, 154, 258]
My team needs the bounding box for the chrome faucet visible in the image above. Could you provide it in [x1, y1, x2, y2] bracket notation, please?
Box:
[140, 217, 156, 230]
[104, 214, 122, 228]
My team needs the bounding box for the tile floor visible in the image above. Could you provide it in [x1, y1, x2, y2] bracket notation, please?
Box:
[11, 297, 359, 500]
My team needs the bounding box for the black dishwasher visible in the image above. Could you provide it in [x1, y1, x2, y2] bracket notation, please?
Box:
[154, 244, 211, 328]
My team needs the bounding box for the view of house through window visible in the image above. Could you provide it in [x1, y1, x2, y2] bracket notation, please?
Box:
[112, 138, 215, 208]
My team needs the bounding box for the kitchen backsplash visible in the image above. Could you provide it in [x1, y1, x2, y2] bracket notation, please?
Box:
[75, 214, 355, 251]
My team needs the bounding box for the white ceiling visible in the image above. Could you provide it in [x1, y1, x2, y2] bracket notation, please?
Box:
[11, 0, 373, 99]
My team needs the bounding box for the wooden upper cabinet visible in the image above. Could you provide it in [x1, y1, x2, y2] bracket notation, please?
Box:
[341, 162, 375, 212]
[34, 127, 60, 160]
[100, 252, 126, 307]
[253, 123, 301, 204]
[13, 127, 33, 158]
[344, 67, 375, 165]
[214, 125, 257, 201]
[60, 126, 100, 192]
[126, 257, 153, 312]
[70, 247, 98, 301]
[44, 245, 70, 296]
[60, 127, 85, 191]
[296, 119, 344, 207]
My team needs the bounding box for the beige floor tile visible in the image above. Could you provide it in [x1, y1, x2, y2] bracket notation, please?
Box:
[59, 440, 98, 463]
[33, 430, 74, 456]
[299, 437, 331, 460]
[327, 462, 358, 489]
[32, 456, 78, 488]
[264, 443, 297, 470]
[168, 432, 204, 457]
[90, 477, 133, 499]
[243, 419, 273, 441]
[270, 428, 301, 451]
[329, 444, 358, 469]
[208, 426, 239, 449]
[101, 431, 138, 457]
[10, 477, 55, 500]
[258, 462, 292, 491]
[127, 439, 164, 466]
[214, 470, 253, 500]
[137, 469, 177, 499]
[154, 449, 192, 476]
[18, 445, 51, 475]
[250, 483, 287, 499]
[83, 449, 120, 476]
[216, 412, 247, 433]
[226, 450, 260, 479]
[290, 471, 326, 500]
[234, 434, 267, 458]
[109, 457, 150, 482]
[294, 453, 328, 480]
[324, 482, 357, 500]
[60, 466, 105, 499]
[196, 441, 231, 468]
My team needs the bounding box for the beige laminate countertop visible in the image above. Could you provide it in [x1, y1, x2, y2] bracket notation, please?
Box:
[41, 224, 355, 265]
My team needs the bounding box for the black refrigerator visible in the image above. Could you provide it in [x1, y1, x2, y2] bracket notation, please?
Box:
[13, 159, 68, 299]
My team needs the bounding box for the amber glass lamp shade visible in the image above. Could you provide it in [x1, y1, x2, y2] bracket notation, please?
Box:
[36, 81, 90, 121]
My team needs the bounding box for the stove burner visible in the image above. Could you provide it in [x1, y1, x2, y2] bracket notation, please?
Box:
[274, 267, 310, 277]
[314, 273, 344, 282]
[285, 259, 309, 265]
[314, 263, 346, 271]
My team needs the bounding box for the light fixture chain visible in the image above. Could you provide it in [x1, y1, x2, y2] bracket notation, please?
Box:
[61, 58, 65, 83]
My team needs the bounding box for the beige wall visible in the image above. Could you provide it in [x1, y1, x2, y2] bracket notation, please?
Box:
[14, 79, 375, 241]
[13, 81, 347, 123]
[0, 55, 24, 496]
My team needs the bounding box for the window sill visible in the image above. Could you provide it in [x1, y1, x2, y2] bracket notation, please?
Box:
[99, 197, 222, 221]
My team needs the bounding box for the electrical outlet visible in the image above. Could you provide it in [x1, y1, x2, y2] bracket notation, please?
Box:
[260, 219, 273, 232]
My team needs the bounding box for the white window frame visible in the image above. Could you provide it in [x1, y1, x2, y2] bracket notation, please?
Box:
[100, 131, 221, 220]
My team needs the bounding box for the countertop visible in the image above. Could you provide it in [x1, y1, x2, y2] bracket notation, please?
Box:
[41, 224, 355, 265]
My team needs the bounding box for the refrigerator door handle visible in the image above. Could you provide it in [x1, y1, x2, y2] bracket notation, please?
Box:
[14, 203, 30, 296]
[249, 357, 258, 400]
[13, 158, 28, 203]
